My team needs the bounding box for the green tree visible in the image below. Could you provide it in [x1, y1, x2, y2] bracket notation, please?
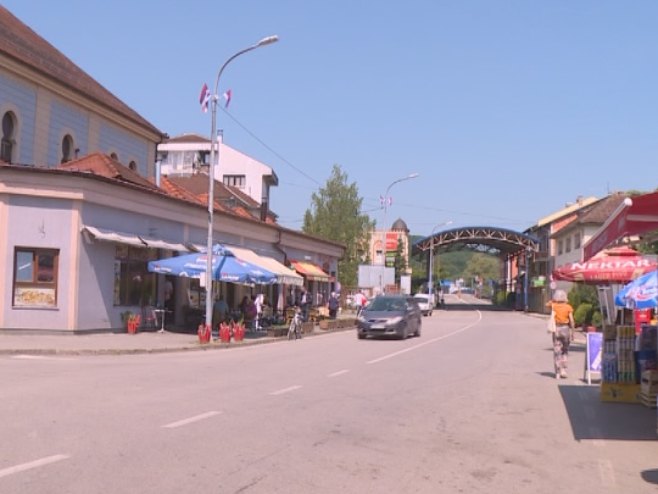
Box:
[462, 253, 501, 286]
[302, 165, 374, 288]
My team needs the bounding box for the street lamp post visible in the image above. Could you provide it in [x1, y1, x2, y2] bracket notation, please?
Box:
[204, 35, 279, 337]
[382, 173, 419, 230]
[428, 221, 453, 305]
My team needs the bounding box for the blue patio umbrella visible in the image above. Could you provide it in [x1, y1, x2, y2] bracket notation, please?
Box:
[147, 244, 276, 285]
[614, 270, 658, 309]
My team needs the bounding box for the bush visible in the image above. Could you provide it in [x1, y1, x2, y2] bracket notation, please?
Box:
[494, 291, 507, 306]
[574, 303, 593, 326]
[591, 311, 603, 328]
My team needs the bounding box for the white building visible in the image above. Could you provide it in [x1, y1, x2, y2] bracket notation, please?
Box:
[157, 132, 278, 211]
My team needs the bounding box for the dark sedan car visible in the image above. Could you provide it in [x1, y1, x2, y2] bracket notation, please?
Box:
[356, 294, 422, 340]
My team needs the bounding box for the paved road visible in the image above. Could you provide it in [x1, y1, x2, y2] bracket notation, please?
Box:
[1, 296, 656, 493]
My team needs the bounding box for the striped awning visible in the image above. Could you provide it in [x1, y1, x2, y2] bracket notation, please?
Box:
[289, 260, 330, 282]
[227, 246, 304, 286]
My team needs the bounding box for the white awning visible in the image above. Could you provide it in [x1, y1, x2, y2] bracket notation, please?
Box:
[227, 245, 304, 286]
[139, 236, 189, 252]
[82, 226, 146, 248]
[82, 226, 189, 252]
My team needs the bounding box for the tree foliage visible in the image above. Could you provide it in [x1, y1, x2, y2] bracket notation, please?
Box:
[302, 164, 374, 288]
[462, 253, 501, 285]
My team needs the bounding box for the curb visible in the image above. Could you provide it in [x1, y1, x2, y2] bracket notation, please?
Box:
[0, 325, 356, 356]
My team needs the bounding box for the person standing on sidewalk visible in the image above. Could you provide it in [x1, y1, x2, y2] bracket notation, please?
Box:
[546, 289, 575, 379]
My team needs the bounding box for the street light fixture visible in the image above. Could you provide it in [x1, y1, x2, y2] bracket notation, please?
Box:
[428, 220, 453, 305]
[204, 35, 279, 337]
[382, 172, 419, 230]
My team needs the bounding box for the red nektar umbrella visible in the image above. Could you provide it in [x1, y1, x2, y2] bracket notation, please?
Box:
[552, 246, 658, 284]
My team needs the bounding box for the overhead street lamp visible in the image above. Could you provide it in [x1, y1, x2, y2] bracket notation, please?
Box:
[382, 173, 419, 230]
[204, 35, 279, 337]
[428, 220, 453, 305]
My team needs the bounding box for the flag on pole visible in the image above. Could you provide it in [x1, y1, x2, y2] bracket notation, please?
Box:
[223, 89, 232, 108]
[199, 83, 211, 113]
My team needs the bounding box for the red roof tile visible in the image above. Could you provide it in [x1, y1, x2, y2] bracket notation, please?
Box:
[58, 153, 157, 190]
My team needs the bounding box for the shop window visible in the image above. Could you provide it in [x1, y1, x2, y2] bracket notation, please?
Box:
[12, 248, 59, 307]
[61, 134, 74, 163]
[113, 245, 156, 306]
[1, 111, 16, 163]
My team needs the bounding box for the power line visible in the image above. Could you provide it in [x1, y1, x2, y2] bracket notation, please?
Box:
[220, 107, 322, 187]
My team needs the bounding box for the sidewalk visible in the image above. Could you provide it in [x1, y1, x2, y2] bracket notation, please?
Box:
[0, 324, 354, 356]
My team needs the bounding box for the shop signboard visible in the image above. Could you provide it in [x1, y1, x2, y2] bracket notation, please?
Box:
[585, 332, 603, 385]
[385, 232, 398, 251]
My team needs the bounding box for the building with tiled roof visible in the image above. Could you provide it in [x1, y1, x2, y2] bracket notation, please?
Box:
[0, 6, 164, 175]
[0, 6, 344, 332]
[157, 132, 278, 215]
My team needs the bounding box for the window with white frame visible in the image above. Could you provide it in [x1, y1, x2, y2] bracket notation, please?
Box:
[565, 237, 572, 253]
[558, 239, 563, 255]
[13, 247, 59, 307]
[574, 232, 581, 249]
[223, 175, 246, 188]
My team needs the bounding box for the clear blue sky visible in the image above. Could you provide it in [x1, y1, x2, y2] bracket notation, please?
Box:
[7, 1, 658, 236]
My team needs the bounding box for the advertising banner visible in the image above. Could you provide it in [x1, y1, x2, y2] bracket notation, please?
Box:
[585, 332, 603, 384]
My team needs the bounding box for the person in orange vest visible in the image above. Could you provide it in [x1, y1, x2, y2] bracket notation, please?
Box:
[546, 289, 575, 379]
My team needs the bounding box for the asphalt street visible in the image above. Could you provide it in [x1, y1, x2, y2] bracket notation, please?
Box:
[1, 295, 657, 493]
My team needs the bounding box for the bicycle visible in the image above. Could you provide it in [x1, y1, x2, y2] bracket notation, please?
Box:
[287, 308, 303, 340]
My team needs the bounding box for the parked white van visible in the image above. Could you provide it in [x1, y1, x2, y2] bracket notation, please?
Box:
[413, 293, 435, 316]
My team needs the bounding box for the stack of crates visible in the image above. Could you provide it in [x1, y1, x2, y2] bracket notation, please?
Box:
[616, 325, 637, 383]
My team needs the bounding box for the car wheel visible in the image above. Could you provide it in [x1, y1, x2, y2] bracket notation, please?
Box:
[357, 332, 365, 340]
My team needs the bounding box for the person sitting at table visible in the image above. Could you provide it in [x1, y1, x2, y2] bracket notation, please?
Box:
[240, 295, 258, 330]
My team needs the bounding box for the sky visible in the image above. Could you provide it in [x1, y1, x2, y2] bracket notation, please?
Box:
[6, 1, 658, 237]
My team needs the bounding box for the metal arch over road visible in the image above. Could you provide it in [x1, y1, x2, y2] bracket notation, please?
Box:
[413, 226, 539, 258]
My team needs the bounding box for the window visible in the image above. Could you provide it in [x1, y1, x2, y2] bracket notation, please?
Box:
[223, 175, 246, 188]
[574, 232, 581, 249]
[128, 161, 137, 171]
[557, 239, 563, 255]
[110, 152, 118, 160]
[113, 245, 156, 306]
[1, 111, 16, 163]
[13, 248, 59, 307]
[61, 134, 74, 163]
[565, 237, 572, 253]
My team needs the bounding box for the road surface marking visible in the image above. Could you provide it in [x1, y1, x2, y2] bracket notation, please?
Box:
[269, 385, 302, 396]
[598, 459, 616, 486]
[163, 411, 221, 429]
[0, 454, 69, 479]
[328, 370, 349, 378]
[366, 311, 483, 365]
